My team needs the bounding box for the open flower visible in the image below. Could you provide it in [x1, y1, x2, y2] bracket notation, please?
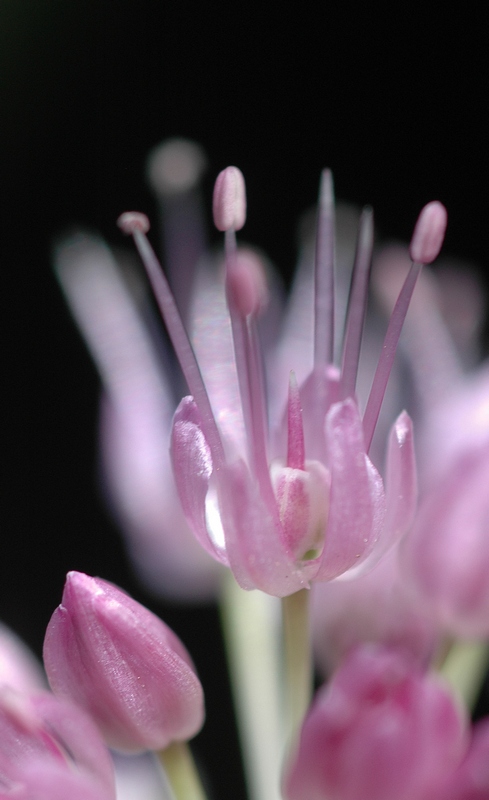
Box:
[43, 571, 205, 752]
[118, 172, 447, 597]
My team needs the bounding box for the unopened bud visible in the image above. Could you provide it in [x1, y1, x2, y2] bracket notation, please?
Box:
[409, 201, 447, 264]
[212, 166, 247, 231]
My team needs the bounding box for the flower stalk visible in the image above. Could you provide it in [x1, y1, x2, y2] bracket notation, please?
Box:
[282, 588, 313, 747]
[158, 741, 208, 800]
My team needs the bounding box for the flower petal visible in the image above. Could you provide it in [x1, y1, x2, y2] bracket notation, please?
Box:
[315, 398, 386, 580]
[217, 460, 310, 595]
[170, 397, 229, 565]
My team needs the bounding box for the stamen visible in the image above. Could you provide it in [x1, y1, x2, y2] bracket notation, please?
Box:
[224, 237, 275, 505]
[409, 201, 447, 265]
[314, 169, 335, 367]
[287, 371, 305, 470]
[340, 207, 374, 399]
[212, 166, 247, 232]
[363, 201, 448, 451]
[146, 138, 208, 323]
[117, 213, 225, 468]
[362, 261, 422, 452]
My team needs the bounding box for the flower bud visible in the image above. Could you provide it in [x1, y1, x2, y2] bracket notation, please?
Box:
[284, 645, 467, 800]
[212, 166, 247, 231]
[0, 687, 115, 799]
[43, 572, 205, 752]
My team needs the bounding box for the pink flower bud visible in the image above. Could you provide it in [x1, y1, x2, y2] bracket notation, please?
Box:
[0, 687, 115, 799]
[284, 646, 467, 800]
[212, 166, 246, 231]
[409, 201, 447, 264]
[43, 572, 205, 752]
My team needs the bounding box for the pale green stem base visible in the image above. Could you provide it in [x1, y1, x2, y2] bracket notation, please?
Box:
[438, 639, 489, 711]
[158, 741, 207, 800]
[220, 572, 283, 800]
[281, 588, 312, 749]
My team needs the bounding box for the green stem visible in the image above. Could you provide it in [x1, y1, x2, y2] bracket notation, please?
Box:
[157, 741, 208, 800]
[438, 639, 489, 711]
[220, 571, 283, 800]
[282, 588, 312, 748]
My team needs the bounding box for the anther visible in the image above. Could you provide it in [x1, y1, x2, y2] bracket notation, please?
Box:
[117, 212, 150, 235]
[409, 201, 447, 265]
[212, 166, 247, 232]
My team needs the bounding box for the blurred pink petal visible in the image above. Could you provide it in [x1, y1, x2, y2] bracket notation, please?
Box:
[284, 645, 467, 800]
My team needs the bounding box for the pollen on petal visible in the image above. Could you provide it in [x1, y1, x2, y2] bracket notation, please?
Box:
[212, 166, 247, 232]
[117, 212, 150, 235]
[409, 201, 447, 264]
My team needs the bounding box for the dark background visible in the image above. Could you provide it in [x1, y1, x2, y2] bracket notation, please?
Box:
[0, 3, 487, 798]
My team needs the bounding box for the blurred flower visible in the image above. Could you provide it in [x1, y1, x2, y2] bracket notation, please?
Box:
[373, 244, 489, 637]
[0, 686, 115, 799]
[43, 571, 205, 752]
[284, 645, 467, 800]
[120, 175, 448, 596]
[311, 545, 439, 674]
[0, 622, 46, 693]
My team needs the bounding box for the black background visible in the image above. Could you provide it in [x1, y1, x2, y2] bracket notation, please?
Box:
[1, 3, 487, 798]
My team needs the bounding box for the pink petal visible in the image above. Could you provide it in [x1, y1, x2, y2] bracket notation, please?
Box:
[170, 397, 229, 565]
[217, 460, 311, 595]
[100, 395, 221, 599]
[315, 398, 386, 580]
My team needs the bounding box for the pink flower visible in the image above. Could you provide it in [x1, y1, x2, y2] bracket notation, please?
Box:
[43, 571, 205, 752]
[284, 645, 467, 800]
[0, 686, 115, 799]
[118, 171, 447, 597]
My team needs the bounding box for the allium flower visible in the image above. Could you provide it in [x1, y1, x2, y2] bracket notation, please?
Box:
[283, 645, 467, 800]
[0, 686, 116, 799]
[43, 571, 204, 752]
[118, 174, 447, 597]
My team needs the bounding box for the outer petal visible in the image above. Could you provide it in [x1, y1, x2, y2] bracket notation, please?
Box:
[170, 396, 229, 565]
[347, 411, 417, 578]
[101, 395, 221, 599]
[315, 398, 386, 581]
[217, 460, 311, 596]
